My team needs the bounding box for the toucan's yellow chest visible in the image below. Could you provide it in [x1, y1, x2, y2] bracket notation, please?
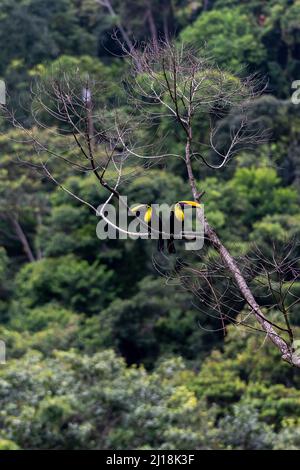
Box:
[174, 204, 184, 221]
[144, 207, 153, 223]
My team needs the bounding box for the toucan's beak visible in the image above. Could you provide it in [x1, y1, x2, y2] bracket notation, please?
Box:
[130, 204, 152, 223]
[130, 204, 147, 214]
[178, 200, 201, 208]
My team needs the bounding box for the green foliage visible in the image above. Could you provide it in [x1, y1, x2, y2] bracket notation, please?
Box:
[216, 404, 276, 450]
[0, 248, 8, 280]
[251, 214, 300, 245]
[189, 323, 300, 429]
[127, 170, 187, 206]
[181, 7, 266, 72]
[274, 424, 300, 450]
[2, 325, 300, 449]
[181, 0, 300, 96]
[0, 350, 217, 449]
[199, 167, 299, 243]
[0, 305, 83, 357]
[88, 276, 221, 366]
[15, 255, 115, 314]
[279, 1, 300, 49]
[0, 0, 98, 74]
[0, 439, 20, 450]
[225, 167, 298, 224]
[0, 247, 10, 317]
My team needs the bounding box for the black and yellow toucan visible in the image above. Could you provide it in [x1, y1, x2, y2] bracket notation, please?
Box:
[130, 204, 165, 252]
[130, 201, 201, 254]
[171, 200, 201, 253]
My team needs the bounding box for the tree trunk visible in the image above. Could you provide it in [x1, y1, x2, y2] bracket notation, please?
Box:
[99, 0, 142, 71]
[9, 215, 36, 263]
[203, 0, 210, 11]
[146, 3, 159, 50]
[163, 0, 175, 41]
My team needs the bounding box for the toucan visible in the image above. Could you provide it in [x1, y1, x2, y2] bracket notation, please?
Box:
[130, 201, 201, 254]
[172, 200, 202, 252]
[130, 204, 165, 252]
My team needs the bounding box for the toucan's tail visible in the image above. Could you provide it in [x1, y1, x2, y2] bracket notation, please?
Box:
[157, 238, 176, 254]
[157, 238, 164, 252]
[167, 237, 176, 254]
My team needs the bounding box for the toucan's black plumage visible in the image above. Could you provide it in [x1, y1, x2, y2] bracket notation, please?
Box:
[157, 212, 165, 252]
[167, 210, 177, 254]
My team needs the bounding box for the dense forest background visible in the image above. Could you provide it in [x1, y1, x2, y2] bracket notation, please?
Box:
[0, 0, 300, 450]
